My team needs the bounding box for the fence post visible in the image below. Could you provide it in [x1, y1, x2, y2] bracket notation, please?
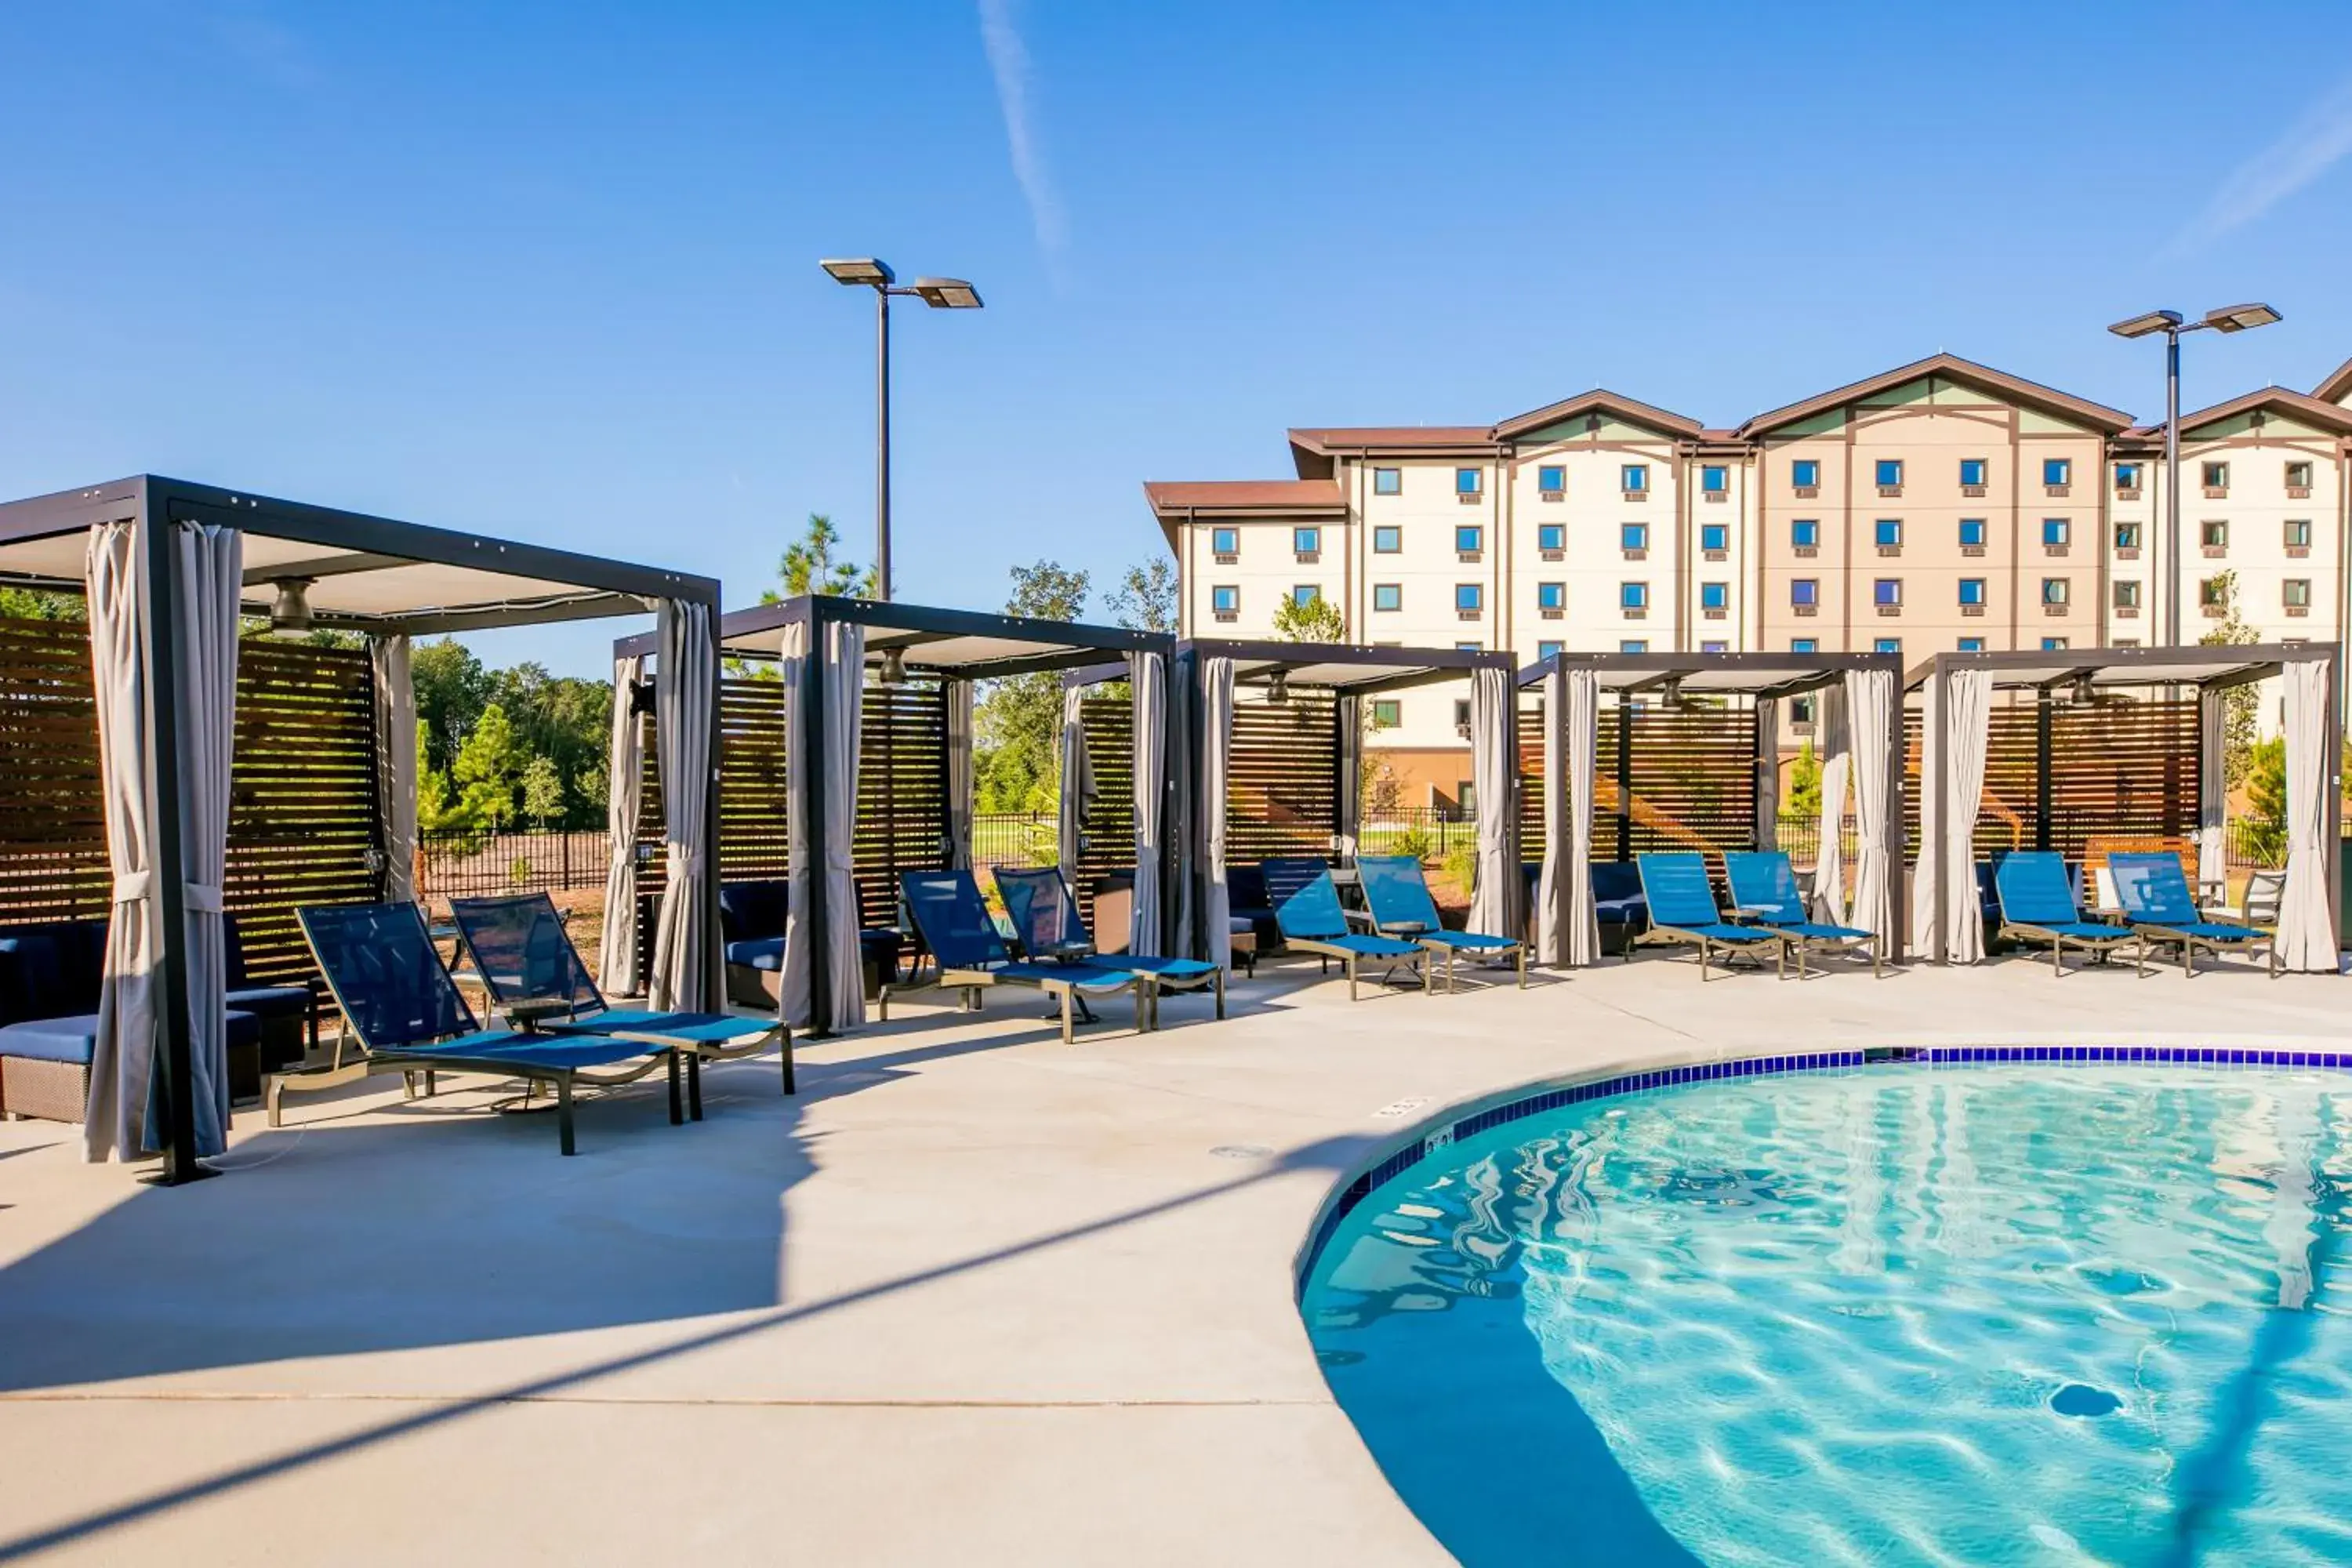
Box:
[562, 829, 572, 891]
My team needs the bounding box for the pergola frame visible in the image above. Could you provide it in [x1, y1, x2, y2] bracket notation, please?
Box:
[0, 476, 721, 1184]
[618, 594, 1173, 1036]
[1905, 642, 2343, 964]
[1514, 647, 1905, 863]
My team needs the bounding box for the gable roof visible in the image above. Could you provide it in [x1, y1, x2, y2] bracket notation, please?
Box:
[1141, 479, 1347, 516]
[2119, 385, 2352, 441]
[1738, 353, 2135, 437]
[2315, 355, 2352, 406]
[1490, 389, 1703, 441]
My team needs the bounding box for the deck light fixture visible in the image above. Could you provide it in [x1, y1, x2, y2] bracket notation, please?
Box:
[2107, 299, 2282, 641]
[1267, 668, 1291, 706]
[877, 644, 907, 687]
[267, 578, 314, 634]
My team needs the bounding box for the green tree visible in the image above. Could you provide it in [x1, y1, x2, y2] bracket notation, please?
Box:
[2198, 569, 2261, 788]
[1105, 556, 1178, 633]
[1271, 588, 1346, 642]
[1786, 739, 1822, 818]
[976, 561, 1091, 812]
[2243, 735, 2288, 864]
[413, 638, 494, 773]
[0, 588, 85, 622]
[520, 755, 565, 827]
[764, 514, 877, 601]
[416, 720, 477, 834]
[452, 701, 524, 828]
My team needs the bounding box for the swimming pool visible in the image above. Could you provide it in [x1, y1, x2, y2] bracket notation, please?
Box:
[1301, 1060, 2352, 1566]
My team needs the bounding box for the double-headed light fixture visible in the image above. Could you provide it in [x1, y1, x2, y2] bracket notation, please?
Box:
[2108, 302, 2282, 644]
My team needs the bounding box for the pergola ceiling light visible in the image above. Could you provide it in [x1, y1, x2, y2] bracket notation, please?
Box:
[267, 577, 314, 634]
[1267, 669, 1290, 705]
[877, 644, 907, 687]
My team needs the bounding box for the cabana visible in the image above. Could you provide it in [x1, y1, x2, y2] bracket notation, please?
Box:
[0, 476, 722, 1183]
[1908, 644, 2342, 971]
[1518, 650, 1907, 967]
[612, 595, 1171, 1036]
[1149, 640, 1522, 967]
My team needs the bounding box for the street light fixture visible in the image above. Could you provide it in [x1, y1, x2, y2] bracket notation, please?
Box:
[2107, 300, 2282, 643]
[820, 256, 986, 601]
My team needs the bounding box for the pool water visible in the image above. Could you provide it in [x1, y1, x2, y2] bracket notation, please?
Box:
[1302, 1065, 2352, 1566]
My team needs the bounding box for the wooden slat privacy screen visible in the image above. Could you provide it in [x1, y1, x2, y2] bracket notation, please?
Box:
[1903, 695, 2197, 862]
[1073, 693, 1134, 931]
[637, 673, 794, 882]
[0, 618, 383, 989]
[1511, 700, 1759, 873]
[1227, 695, 1339, 864]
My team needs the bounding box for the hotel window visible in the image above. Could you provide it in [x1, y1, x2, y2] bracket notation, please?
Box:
[1537, 464, 1566, 496]
[2114, 580, 2141, 610]
[1621, 581, 1650, 611]
[1621, 521, 1649, 553]
[1210, 526, 1239, 556]
[1958, 637, 1986, 652]
[1210, 585, 1239, 615]
[1455, 583, 1483, 614]
[1620, 639, 1649, 655]
[1291, 585, 1321, 608]
[1791, 579, 1820, 608]
[1874, 578, 1901, 608]
[1959, 517, 1987, 549]
[2042, 517, 2071, 549]
[2042, 577, 2068, 606]
[1621, 463, 1650, 494]
[2114, 520, 2141, 551]
[2043, 457, 2071, 488]
[2286, 459, 2314, 493]
[2285, 518, 2313, 551]
[1875, 459, 1903, 490]
[1373, 524, 1402, 554]
[1791, 637, 1819, 655]
[1372, 466, 1402, 495]
[1700, 581, 1729, 612]
[1537, 581, 1566, 612]
[1701, 464, 1730, 495]
[1454, 699, 1472, 729]
[1791, 458, 1820, 491]
[1373, 583, 1402, 612]
[2042, 637, 2069, 652]
[2114, 461, 2142, 493]
[1791, 518, 1820, 550]
[2285, 579, 2314, 610]
[1701, 640, 1730, 654]
[1959, 457, 1987, 489]
[2201, 519, 2228, 550]
[1874, 518, 1903, 548]
[1958, 578, 1987, 607]
[1456, 524, 1484, 554]
[2200, 577, 2228, 609]
[1293, 526, 1320, 556]
[2201, 460, 2229, 492]
[1454, 466, 1483, 496]
[1700, 522, 1729, 554]
[1537, 523, 1566, 554]
[1875, 637, 1902, 655]
[1370, 699, 1401, 728]
[1536, 641, 1564, 660]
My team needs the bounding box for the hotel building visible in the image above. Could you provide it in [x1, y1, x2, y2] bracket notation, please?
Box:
[1147, 352, 2352, 801]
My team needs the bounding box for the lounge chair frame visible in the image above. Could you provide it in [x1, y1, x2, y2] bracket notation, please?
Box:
[891, 870, 1149, 1043]
[2107, 853, 2278, 978]
[1632, 854, 1791, 981]
[992, 866, 1226, 1029]
[1354, 855, 1527, 993]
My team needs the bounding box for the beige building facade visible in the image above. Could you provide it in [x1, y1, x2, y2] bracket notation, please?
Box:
[1148, 353, 2352, 803]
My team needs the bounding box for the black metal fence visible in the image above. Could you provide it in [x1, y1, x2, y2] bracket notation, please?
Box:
[419, 828, 607, 900]
[975, 811, 1055, 869]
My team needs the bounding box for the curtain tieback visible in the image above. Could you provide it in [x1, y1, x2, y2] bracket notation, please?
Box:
[111, 871, 152, 902]
[183, 882, 224, 914]
[666, 845, 702, 881]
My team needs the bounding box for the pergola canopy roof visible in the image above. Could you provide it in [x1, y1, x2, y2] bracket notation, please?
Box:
[1516, 648, 1900, 702]
[615, 593, 1169, 681]
[1904, 643, 2337, 695]
[1180, 637, 1513, 696]
[0, 477, 714, 633]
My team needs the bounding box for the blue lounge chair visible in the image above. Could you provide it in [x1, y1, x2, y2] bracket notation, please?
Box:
[281, 902, 695, 1155]
[1992, 851, 2145, 975]
[991, 866, 1225, 1027]
[895, 870, 1145, 1042]
[1356, 855, 1526, 991]
[449, 892, 792, 1098]
[1632, 853, 1788, 979]
[1723, 851, 1884, 977]
[2107, 851, 2274, 977]
[1262, 858, 1427, 1000]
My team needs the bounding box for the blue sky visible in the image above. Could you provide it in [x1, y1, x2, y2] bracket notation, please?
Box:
[3, 2, 2349, 675]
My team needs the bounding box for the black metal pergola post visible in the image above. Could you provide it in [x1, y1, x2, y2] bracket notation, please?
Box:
[0, 475, 722, 1184]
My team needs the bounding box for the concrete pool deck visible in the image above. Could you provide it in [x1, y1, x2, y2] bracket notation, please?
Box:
[1, 953, 2347, 1565]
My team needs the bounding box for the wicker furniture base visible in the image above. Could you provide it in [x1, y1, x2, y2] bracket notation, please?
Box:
[1, 1057, 88, 1123]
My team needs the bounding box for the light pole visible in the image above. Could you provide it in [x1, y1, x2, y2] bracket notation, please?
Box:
[819, 259, 984, 601]
[2108, 303, 2281, 644]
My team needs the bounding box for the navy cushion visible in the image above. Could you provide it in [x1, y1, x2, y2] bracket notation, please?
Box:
[718, 881, 791, 945]
[226, 983, 312, 1020]
[1595, 896, 1649, 927]
[1, 1008, 260, 1067]
[0, 920, 110, 1027]
[726, 936, 785, 973]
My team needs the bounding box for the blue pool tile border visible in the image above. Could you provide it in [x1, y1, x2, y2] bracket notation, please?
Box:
[1298, 1046, 2352, 1284]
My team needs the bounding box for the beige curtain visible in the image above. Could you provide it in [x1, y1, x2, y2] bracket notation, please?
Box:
[597, 653, 648, 995]
[371, 633, 419, 906]
[1056, 684, 1095, 877]
[1128, 651, 1167, 956]
[2274, 658, 2338, 971]
[783, 618, 867, 1030]
[1466, 666, 1517, 938]
[1811, 684, 1851, 923]
[1845, 667, 1897, 954]
[1754, 698, 1780, 852]
[1536, 665, 1601, 966]
[945, 677, 975, 870]
[1200, 657, 1235, 969]
[650, 601, 720, 1013]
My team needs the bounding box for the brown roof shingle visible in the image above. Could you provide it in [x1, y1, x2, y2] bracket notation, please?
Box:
[1738, 352, 2134, 437]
